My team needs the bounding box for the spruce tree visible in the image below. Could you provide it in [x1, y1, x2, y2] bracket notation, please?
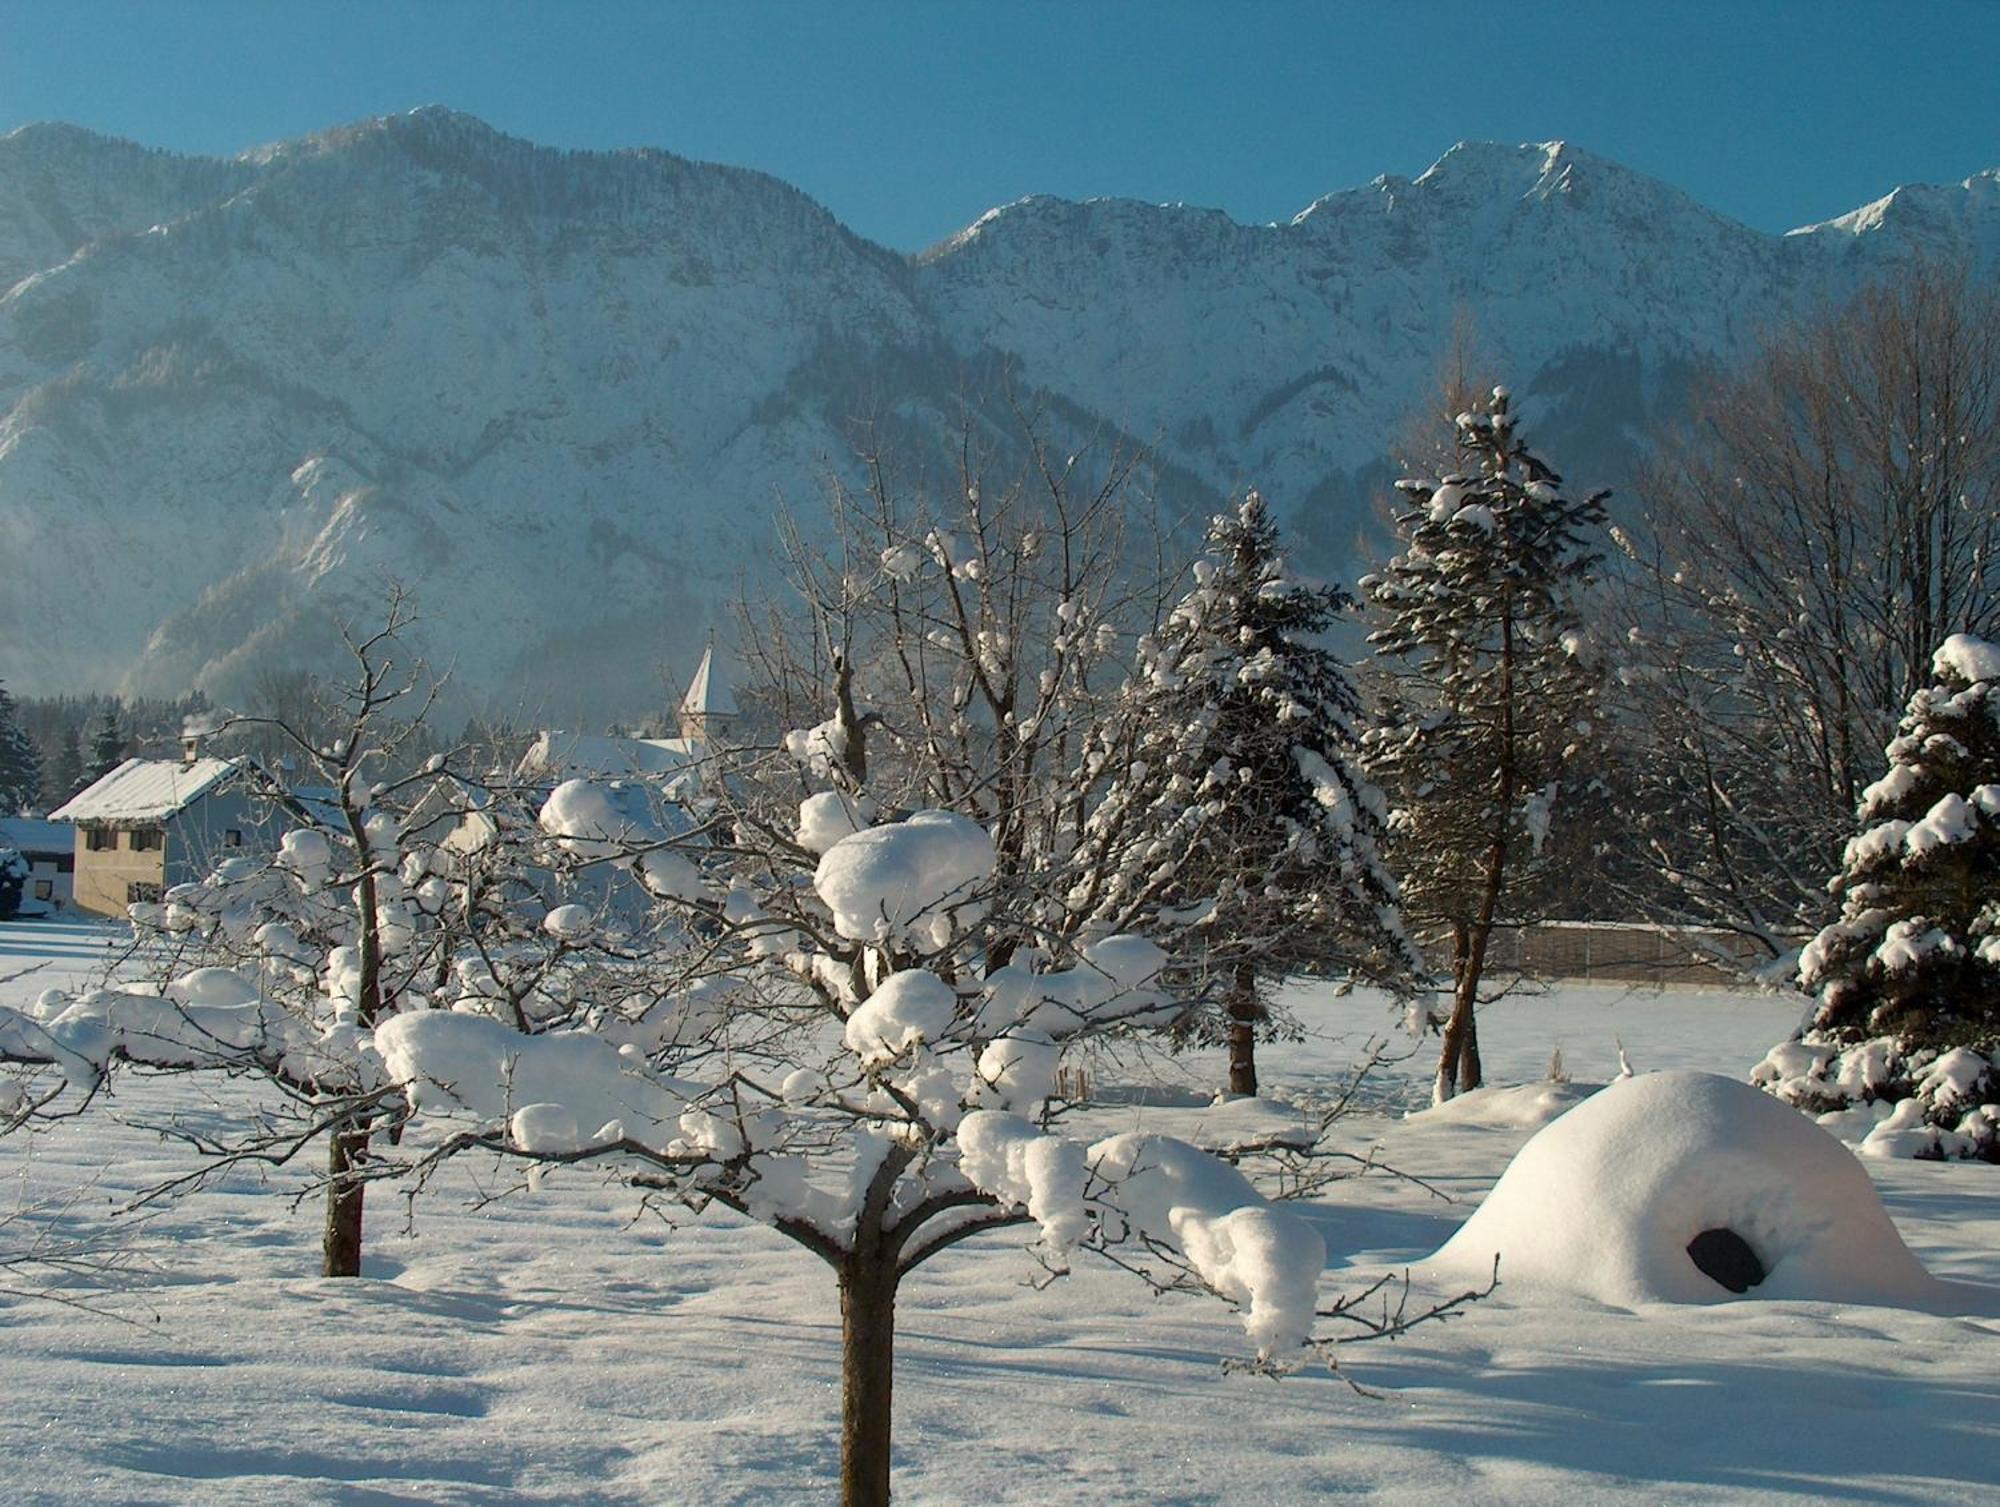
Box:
[1755, 635, 2000, 1159]
[0, 847, 24, 919]
[87, 705, 126, 782]
[0, 683, 43, 815]
[1361, 389, 1611, 1103]
[1108, 493, 1422, 1095]
[45, 722, 84, 807]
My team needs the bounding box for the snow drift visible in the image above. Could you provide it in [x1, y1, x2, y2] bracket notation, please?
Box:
[1428, 1071, 1949, 1308]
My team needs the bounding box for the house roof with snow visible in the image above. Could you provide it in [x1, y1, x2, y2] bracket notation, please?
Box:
[285, 786, 350, 832]
[515, 732, 695, 783]
[0, 817, 70, 856]
[679, 643, 738, 719]
[50, 757, 242, 825]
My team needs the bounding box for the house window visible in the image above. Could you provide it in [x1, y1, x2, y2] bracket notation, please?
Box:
[33, 881, 52, 901]
[224, 830, 243, 848]
[86, 829, 116, 852]
[128, 829, 164, 852]
[127, 882, 163, 904]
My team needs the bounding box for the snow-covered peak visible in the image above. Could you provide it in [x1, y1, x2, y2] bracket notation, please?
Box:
[1790, 168, 2000, 269]
[1407, 139, 1605, 200]
[287, 102, 491, 143]
[1, 120, 141, 158]
[918, 191, 1242, 265]
[1393, 138, 1735, 228]
[240, 103, 512, 163]
[0, 122, 258, 291]
[921, 195, 1047, 258]
[943, 140, 1660, 249]
[1281, 139, 1741, 246]
[1411, 138, 1572, 189]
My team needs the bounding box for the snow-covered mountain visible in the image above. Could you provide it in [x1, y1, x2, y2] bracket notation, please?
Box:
[3, 110, 1993, 719]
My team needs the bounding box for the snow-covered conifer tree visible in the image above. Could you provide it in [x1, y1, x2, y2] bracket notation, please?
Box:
[85, 706, 125, 783]
[1101, 493, 1422, 1095]
[0, 684, 42, 815]
[45, 722, 85, 809]
[1754, 635, 2000, 1160]
[0, 847, 25, 920]
[1361, 389, 1611, 1103]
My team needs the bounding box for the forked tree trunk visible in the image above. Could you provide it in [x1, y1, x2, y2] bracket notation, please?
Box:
[1436, 894, 1495, 1104]
[1437, 592, 1516, 1103]
[1225, 961, 1261, 1098]
[323, 1124, 368, 1278]
[838, 1255, 900, 1507]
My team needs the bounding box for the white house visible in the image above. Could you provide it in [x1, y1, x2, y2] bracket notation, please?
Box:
[50, 755, 293, 917]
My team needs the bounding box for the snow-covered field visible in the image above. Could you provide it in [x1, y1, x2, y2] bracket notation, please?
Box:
[1, 917, 1995, 1505]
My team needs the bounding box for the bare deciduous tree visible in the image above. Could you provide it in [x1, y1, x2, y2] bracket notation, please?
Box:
[1614, 262, 2000, 951]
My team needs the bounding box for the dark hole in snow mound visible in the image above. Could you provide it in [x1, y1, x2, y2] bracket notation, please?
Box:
[1687, 1227, 1765, 1293]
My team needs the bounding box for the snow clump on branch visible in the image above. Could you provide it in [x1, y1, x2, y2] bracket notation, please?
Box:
[813, 809, 995, 950]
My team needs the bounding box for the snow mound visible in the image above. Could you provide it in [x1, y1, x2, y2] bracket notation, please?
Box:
[1185, 1096, 1318, 1153]
[1428, 1071, 1947, 1308]
[1404, 1080, 1600, 1131]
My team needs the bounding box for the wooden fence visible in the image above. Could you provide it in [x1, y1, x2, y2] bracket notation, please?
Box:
[1440, 921, 1784, 986]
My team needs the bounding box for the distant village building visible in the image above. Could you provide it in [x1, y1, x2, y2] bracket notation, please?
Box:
[678, 640, 738, 746]
[515, 731, 699, 784]
[519, 641, 739, 785]
[0, 817, 74, 913]
[50, 754, 293, 918]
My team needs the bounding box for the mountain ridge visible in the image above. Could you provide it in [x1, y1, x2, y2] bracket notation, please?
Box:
[3, 109, 1994, 720]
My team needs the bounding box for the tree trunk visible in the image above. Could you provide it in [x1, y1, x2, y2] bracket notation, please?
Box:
[1437, 866, 1502, 1103]
[323, 1124, 368, 1278]
[1225, 961, 1260, 1098]
[1436, 923, 1473, 1105]
[838, 1256, 899, 1507]
[1437, 586, 1516, 1103]
[1456, 996, 1484, 1095]
[331, 762, 382, 1282]
[1437, 843, 1503, 1104]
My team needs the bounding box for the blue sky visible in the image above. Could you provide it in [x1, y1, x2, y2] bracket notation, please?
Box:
[4, 1, 1995, 250]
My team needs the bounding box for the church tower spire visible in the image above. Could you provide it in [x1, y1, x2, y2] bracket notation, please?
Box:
[679, 635, 738, 746]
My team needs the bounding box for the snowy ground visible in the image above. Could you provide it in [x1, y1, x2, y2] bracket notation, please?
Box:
[1, 916, 1995, 1505]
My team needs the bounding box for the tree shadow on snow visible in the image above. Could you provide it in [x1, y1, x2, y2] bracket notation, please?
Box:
[1346, 1343, 2000, 1502]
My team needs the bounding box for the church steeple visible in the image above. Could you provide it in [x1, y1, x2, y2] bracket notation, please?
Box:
[679, 636, 738, 746]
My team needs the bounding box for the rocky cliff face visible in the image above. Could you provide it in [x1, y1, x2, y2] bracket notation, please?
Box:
[3, 110, 1992, 719]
